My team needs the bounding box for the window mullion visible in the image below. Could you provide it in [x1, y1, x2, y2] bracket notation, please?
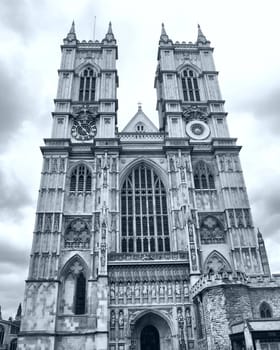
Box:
[132, 169, 136, 252]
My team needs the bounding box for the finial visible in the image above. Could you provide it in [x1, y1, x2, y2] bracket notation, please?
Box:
[65, 20, 77, 42]
[0, 305, 2, 320]
[102, 21, 115, 43]
[197, 24, 208, 44]
[159, 22, 171, 44]
[138, 102, 142, 111]
[161, 23, 167, 36]
[108, 21, 113, 34]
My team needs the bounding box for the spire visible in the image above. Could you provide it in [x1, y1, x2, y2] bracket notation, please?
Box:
[15, 303, 22, 321]
[257, 228, 271, 276]
[65, 20, 77, 42]
[102, 21, 116, 43]
[159, 23, 172, 44]
[196, 24, 209, 45]
[69, 20, 75, 34]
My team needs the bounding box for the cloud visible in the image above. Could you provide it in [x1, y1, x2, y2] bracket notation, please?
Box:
[230, 86, 280, 134]
[0, 167, 33, 221]
[0, 59, 34, 149]
[0, 240, 29, 267]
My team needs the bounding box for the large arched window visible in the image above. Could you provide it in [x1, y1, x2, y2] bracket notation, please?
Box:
[0, 325, 4, 345]
[260, 302, 272, 318]
[193, 161, 215, 189]
[181, 69, 200, 102]
[70, 165, 92, 193]
[79, 67, 96, 102]
[121, 164, 170, 253]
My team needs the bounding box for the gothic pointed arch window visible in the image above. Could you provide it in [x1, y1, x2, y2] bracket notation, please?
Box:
[181, 68, 200, 102]
[0, 325, 4, 346]
[259, 302, 272, 318]
[121, 164, 170, 253]
[70, 164, 92, 193]
[79, 67, 96, 102]
[60, 256, 87, 315]
[193, 161, 215, 189]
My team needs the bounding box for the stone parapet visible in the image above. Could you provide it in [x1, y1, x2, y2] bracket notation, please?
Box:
[191, 272, 280, 298]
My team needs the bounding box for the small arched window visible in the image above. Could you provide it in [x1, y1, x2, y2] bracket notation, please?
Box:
[181, 69, 200, 102]
[0, 325, 4, 346]
[260, 302, 272, 318]
[136, 123, 145, 132]
[70, 165, 92, 193]
[10, 339, 17, 350]
[75, 272, 86, 315]
[79, 67, 96, 102]
[193, 161, 215, 189]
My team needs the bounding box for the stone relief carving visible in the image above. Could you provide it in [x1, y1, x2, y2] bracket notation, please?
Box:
[64, 218, 91, 249]
[204, 251, 232, 274]
[200, 215, 225, 244]
[183, 106, 208, 123]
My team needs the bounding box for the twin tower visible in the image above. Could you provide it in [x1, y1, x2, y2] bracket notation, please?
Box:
[17, 22, 279, 350]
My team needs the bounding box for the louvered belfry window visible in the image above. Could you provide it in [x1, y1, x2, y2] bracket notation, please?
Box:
[79, 67, 96, 102]
[181, 69, 200, 102]
[70, 165, 92, 193]
[121, 164, 170, 253]
[193, 161, 215, 189]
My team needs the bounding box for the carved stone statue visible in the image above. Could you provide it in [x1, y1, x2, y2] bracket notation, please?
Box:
[135, 282, 140, 298]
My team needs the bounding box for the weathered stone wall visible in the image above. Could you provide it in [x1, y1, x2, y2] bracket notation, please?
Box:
[20, 282, 58, 332]
[249, 287, 280, 318]
[18, 336, 55, 350]
[224, 285, 252, 324]
[201, 286, 231, 349]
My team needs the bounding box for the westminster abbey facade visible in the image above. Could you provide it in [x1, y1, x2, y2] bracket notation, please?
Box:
[17, 22, 280, 350]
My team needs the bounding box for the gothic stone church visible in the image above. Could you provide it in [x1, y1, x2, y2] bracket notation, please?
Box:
[17, 22, 280, 350]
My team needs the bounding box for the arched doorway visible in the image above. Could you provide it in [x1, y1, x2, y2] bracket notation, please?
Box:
[131, 311, 173, 350]
[140, 325, 160, 350]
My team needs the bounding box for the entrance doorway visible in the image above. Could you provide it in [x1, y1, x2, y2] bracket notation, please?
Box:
[140, 325, 160, 350]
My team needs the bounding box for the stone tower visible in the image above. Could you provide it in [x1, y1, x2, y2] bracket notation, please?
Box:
[18, 23, 280, 350]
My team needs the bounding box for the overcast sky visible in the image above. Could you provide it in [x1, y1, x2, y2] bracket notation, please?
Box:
[0, 0, 279, 319]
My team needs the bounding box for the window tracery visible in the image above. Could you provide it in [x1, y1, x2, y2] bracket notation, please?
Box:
[193, 161, 215, 189]
[121, 164, 170, 253]
[260, 302, 272, 318]
[79, 67, 96, 102]
[181, 69, 200, 102]
[70, 165, 92, 193]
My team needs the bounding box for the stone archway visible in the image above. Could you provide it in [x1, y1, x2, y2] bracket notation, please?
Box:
[131, 312, 173, 350]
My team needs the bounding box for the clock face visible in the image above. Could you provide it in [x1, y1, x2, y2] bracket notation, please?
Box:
[186, 120, 210, 140]
[71, 120, 97, 141]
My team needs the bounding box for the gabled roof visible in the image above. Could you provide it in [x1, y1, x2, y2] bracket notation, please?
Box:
[121, 105, 158, 133]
